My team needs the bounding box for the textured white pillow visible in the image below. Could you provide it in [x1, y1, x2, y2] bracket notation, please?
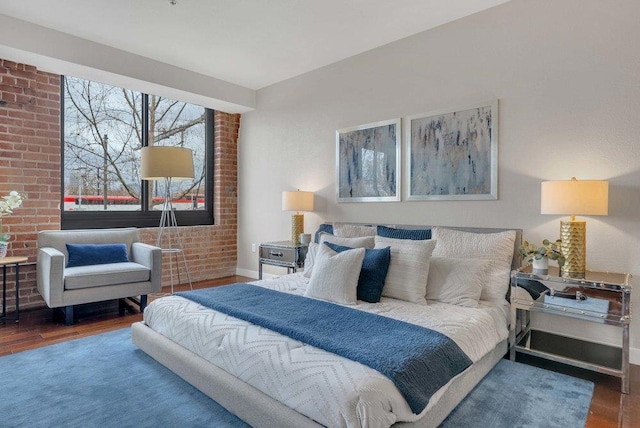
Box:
[425, 257, 489, 307]
[319, 233, 375, 249]
[302, 243, 318, 278]
[333, 223, 377, 238]
[431, 227, 516, 303]
[374, 235, 436, 304]
[304, 244, 365, 305]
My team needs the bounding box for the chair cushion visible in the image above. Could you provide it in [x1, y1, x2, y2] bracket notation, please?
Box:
[64, 262, 150, 290]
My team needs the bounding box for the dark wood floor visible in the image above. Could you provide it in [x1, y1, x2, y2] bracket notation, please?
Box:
[0, 275, 637, 427]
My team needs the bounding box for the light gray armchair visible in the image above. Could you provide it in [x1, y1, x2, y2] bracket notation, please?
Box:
[37, 228, 162, 325]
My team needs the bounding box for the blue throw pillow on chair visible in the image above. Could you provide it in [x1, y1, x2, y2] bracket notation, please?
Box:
[66, 243, 129, 268]
[323, 242, 391, 303]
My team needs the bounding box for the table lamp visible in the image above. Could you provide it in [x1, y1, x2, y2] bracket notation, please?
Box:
[282, 190, 314, 245]
[540, 177, 608, 278]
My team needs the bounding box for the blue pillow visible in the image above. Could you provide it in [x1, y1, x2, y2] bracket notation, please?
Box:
[323, 242, 391, 303]
[377, 225, 431, 240]
[314, 224, 334, 243]
[66, 243, 129, 268]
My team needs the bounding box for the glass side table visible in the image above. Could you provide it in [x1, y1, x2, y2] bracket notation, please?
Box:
[510, 265, 632, 393]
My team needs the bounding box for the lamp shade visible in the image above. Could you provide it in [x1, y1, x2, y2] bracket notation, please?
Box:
[282, 191, 314, 212]
[140, 146, 195, 180]
[540, 178, 608, 216]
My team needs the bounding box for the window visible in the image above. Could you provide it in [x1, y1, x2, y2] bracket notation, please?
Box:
[61, 76, 214, 229]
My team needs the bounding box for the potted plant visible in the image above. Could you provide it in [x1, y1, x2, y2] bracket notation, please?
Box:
[0, 191, 25, 259]
[519, 238, 565, 273]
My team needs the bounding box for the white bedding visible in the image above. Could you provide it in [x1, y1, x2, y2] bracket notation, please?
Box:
[142, 273, 509, 428]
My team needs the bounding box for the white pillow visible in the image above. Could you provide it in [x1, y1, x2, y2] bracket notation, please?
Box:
[319, 233, 375, 249]
[374, 235, 436, 304]
[302, 242, 318, 278]
[333, 223, 377, 238]
[425, 257, 489, 307]
[431, 227, 516, 303]
[304, 244, 365, 305]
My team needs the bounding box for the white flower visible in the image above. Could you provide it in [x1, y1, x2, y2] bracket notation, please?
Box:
[0, 191, 25, 217]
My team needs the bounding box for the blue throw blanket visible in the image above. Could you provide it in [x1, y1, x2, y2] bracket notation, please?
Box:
[177, 284, 472, 413]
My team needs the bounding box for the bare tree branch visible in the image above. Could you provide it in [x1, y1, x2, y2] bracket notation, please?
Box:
[63, 77, 207, 210]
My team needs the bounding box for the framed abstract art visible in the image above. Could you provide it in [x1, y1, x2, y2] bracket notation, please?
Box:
[405, 100, 498, 200]
[336, 118, 401, 202]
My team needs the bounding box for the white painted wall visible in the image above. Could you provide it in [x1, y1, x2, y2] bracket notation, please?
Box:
[237, 0, 640, 362]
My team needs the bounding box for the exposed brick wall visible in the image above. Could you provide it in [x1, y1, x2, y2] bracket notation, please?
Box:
[0, 59, 239, 312]
[0, 59, 61, 311]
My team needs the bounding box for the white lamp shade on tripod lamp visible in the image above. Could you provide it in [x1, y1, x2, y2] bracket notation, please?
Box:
[140, 146, 195, 180]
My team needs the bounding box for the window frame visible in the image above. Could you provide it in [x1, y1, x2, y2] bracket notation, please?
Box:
[60, 78, 214, 230]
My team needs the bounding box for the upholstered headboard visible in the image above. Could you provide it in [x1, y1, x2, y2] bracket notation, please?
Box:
[314, 223, 523, 270]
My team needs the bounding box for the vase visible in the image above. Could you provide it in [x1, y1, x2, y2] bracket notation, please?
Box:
[532, 256, 548, 274]
[0, 241, 7, 259]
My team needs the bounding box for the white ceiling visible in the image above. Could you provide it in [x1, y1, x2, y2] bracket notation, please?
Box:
[0, 0, 511, 90]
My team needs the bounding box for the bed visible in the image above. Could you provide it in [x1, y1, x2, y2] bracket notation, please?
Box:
[132, 224, 522, 427]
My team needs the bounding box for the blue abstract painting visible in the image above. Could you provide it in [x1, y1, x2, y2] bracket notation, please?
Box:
[407, 101, 497, 200]
[337, 119, 401, 202]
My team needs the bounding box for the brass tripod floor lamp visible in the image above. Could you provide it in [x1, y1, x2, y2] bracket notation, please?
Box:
[141, 145, 194, 293]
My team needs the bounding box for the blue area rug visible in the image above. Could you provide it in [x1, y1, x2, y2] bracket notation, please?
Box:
[1, 328, 249, 428]
[0, 328, 594, 427]
[442, 359, 594, 427]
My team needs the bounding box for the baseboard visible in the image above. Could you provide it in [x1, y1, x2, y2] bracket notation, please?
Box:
[236, 268, 279, 280]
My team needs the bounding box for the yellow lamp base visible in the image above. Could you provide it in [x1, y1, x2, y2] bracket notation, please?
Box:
[559, 219, 586, 279]
[291, 213, 304, 245]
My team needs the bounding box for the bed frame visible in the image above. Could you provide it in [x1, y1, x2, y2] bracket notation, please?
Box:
[132, 225, 521, 427]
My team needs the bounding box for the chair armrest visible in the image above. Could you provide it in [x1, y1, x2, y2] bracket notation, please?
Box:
[132, 242, 162, 292]
[36, 247, 65, 308]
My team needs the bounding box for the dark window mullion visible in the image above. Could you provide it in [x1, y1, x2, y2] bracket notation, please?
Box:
[141, 93, 150, 213]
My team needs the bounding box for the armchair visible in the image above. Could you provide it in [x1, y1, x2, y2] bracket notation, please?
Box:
[37, 228, 162, 325]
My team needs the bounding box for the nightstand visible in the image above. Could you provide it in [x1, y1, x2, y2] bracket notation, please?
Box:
[258, 241, 307, 280]
[510, 265, 632, 393]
